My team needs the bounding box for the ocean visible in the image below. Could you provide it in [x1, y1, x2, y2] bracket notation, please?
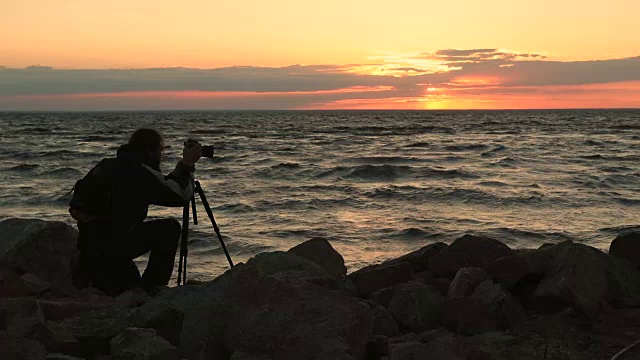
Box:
[1, 110, 639, 281]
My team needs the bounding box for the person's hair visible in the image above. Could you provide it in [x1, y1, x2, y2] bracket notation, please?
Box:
[128, 128, 163, 152]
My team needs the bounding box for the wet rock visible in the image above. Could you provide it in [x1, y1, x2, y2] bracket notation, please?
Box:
[0, 218, 79, 290]
[471, 280, 526, 329]
[388, 282, 444, 333]
[1, 297, 46, 337]
[349, 262, 414, 298]
[21, 273, 52, 296]
[32, 320, 81, 355]
[143, 262, 374, 360]
[364, 300, 400, 337]
[609, 230, 640, 269]
[0, 268, 30, 298]
[429, 235, 513, 278]
[287, 237, 347, 278]
[447, 268, 487, 299]
[110, 327, 178, 360]
[0, 331, 47, 360]
[442, 297, 497, 335]
[370, 286, 397, 308]
[382, 242, 448, 273]
[489, 255, 529, 287]
[533, 244, 606, 319]
[246, 251, 328, 279]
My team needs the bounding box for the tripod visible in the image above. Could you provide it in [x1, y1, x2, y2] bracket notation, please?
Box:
[177, 180, 234, 285]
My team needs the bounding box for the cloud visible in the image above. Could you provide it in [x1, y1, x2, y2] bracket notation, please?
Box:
[1, 49, 639, 109]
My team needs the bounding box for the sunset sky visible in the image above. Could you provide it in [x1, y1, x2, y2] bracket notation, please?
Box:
[1, 0, 639, 110]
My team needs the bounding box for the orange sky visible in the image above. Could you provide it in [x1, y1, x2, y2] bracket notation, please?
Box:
[1, 0, 640, 109]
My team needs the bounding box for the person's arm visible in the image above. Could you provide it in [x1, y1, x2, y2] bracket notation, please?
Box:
[143, 143, 202, 207]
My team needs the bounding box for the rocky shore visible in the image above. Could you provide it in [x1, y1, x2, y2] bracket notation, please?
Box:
[2, 218, 640, 360]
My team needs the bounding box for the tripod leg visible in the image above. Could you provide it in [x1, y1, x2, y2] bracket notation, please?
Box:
[195, 181, 234, 268]
[177, 203, 190, 285]
[191, 195, 198, 225]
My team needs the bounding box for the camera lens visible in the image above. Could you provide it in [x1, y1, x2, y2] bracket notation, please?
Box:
[202, 145, 214, 158]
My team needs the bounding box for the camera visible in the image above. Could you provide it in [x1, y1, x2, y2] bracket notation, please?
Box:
[185, 139, 214, 158]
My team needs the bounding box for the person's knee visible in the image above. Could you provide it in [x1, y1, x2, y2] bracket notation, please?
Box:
[166, 219, 181, 238]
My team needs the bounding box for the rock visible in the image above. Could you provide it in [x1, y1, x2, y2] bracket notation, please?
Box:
[141, 262, 374, 360]
[601, 254, 640, 307]
[60, 308, 136, 357]
[0, 268, 31, 298]
[0, 297, 46, 337]
[45, 354, 85, 360]
[389, 338, 465, 360]
[609, 230, 640, 269]
[488, 255, 529, 287]
[21, 273, 52, 296]
[229, 349, 272, 360]
[413, 270, 436, 285]
[370, 286, 397, 308]
[110, 327, 178, 360]
[348, 262, 414, 298]
[471, 280, 526, 329]
[433, 278, 452, 296]
[442, 297, 497, 335]
[246, 251, 328, 279]
[533, 243, 607, 319]
[287, 237, 347, 278]
[382, 242, 448, 273]
[447, 268, 487, 299]
[115, 288, 150, 308]
[365, 300, 400, 337]
[39, 296, 121, 321]
[132, 302, 184, 346]
[388, 282, 444, 333]
[0, 218, 79, 290]
[0, 331, 47, 360]
[429, 235, 513, 278]
[32, 320, 81, 355]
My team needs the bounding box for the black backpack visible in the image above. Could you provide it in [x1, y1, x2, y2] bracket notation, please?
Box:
[69, 159, 117, 222]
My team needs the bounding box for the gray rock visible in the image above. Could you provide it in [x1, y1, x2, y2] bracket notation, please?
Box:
[61, 308, 136, 357]
[447, 268, 487, 299]
[110, 327, 178, 360]
[382, 242, 448, 273]
[348, 262, 414, 298]
[0, 297, 46, 337]
[0, 219, 79, 290]
[0, 268, 31, 298]
[364, 301, 400, 337]
[442, 297, 497, 335]
[533, 243, 606, 319]
[141, 261, 374, 360]
[229, 349, 273, 360]
[388, 342, 429, 360]
[388, 282, 443, 333]
[246, 251, 328, 279]
[489, 255, 529, 287]
[429, 235, 512, 278]
[21, 273, 52, 296]
[609, 230, 640, 269]
[0, 331, 47, 360]
[471, 280, 526, 328]
[287, 238, 347, 278]
[32, 320, 81, 355]
[370, 286, 396, 308]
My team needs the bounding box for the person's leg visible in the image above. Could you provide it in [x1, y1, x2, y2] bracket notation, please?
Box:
[127, 219, 181, 289]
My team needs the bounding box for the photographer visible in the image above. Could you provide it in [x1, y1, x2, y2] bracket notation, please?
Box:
[69, 128, 202, 295]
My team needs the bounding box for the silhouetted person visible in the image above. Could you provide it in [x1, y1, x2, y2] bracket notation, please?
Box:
[69, 128, 202, 295]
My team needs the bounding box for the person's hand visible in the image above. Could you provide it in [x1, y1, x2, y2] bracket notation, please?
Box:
[182, 142, 202, 166]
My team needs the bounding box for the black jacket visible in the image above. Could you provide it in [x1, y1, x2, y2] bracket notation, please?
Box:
[72, 144, 194, 233]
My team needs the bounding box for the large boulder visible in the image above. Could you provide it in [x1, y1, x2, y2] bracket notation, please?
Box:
[0, 331, 47, 360]
[442, 297, 497, 335]
[609, 231, 640, 269]
[0, 268, 31, 298]
[388, 282, 444, 333]
[142, 261, 374, 360]
[429, 235, 513, 278]
[382, 242, 448, 273]
[348, 262, 414, 298]
[110, 327, 178, 360]
[246, 251, 328, 279]
[0, 297, 46, 337]
[0, 219, 79, 290]
[471, 280, 526, 329]
[364, 301, 400, 337]
[287, 238, 347, 278]
[533, 243, 607, 319]
[32, 320, 81, 355]
[447, 267, 487, 299]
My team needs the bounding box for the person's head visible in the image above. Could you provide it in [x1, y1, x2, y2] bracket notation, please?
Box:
[128, 128, 164, 162]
